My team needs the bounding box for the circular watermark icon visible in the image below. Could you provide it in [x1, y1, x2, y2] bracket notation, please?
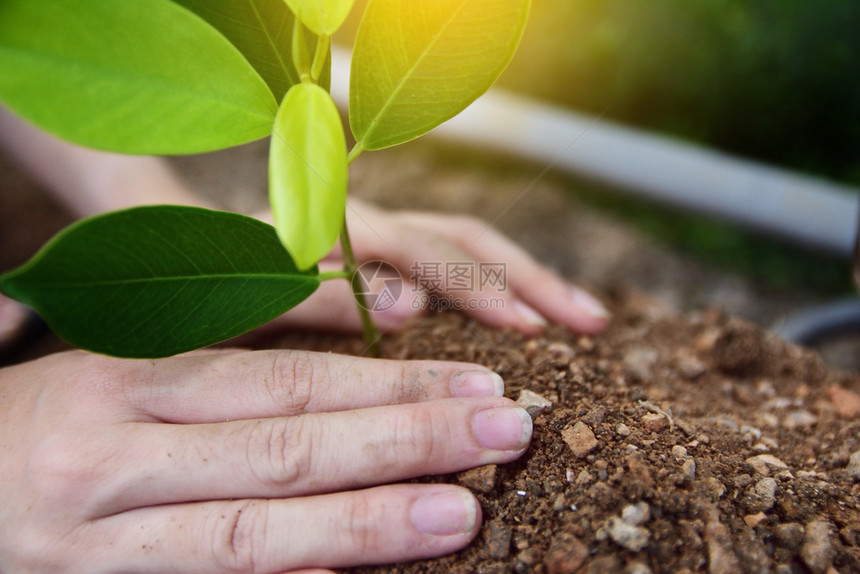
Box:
[353, 261, 403, 312]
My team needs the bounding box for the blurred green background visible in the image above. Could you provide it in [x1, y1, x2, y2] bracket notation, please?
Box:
[339, 0, 860, 292]
[505, 0, 860, 187]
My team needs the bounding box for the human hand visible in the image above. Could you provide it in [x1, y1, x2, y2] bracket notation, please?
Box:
[270, 199, 611, 336]
[0, 349, 531, 573]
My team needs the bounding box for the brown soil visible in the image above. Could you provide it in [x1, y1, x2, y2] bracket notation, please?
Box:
[336, 302, 860, 574]
[2, 139, 859, 573]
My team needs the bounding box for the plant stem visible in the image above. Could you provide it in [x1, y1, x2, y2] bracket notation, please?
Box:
[310, 34, 331, 84]
[339, 216, 381, 356]
[347, 142, 365, 166]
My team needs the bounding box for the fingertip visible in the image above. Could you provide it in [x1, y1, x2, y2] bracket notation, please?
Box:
[569, 286, 611, 322]
[409, 487, 482, 541]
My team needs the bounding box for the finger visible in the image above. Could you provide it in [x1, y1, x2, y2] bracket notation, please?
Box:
[96, 484, 481, 573]
[399, 212, 611, 334]
[345, 212, 540, 332]
[99, 397, 529, 512]
[125, 350, 506, 423]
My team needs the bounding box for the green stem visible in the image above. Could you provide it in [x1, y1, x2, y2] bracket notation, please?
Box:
[310, 34, 331, 85]
[347, 142, 365, 166]
[340, 216, 381, 356]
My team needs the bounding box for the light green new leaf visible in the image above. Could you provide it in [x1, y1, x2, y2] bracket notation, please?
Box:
[0, 207, 320, 359]
[0, 0, 277, 154]
[270, 83, 348, 271]
[350, 0, 531, 151]
[286, 0, 355, 36]
[172, 0, 331, 101]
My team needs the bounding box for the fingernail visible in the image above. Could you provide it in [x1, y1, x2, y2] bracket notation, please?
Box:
[410, 490, 478, 536]
[514, 300, 548, 328]
[472, 407, 533, 451]
[570, 286, 611, 320]
[451, 371, 505, 398]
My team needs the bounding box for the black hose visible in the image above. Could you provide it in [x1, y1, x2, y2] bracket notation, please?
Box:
[777, 297, 860, 345]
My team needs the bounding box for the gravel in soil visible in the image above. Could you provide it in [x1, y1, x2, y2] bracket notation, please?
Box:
[317, 290, 860, 574]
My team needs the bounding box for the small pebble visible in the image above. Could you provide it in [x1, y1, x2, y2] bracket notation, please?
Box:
[621, 502, 650, 527]
[783, 409, 818, 429]
[616, 423, 631, 437]
[487, 520, 512, 560]
[828, 385, 860, 419]
[682, 459, 697, 481]
[562, 421, 598, 458]
[516, 389, 553, 419]
[744, 512, 768, 527]
[582, 406, 606, 426]
[801, 520, 835, 574]
[604, 517, 650, 552]
[458, 465, 497, 493]
[745, 454, 789, 476]
[774, 523, 805, 548]
[642, 413, 669, 433]
[544, 532, 588, 574]
[623, 348, 658, 381]
[846, 451, 860, 482]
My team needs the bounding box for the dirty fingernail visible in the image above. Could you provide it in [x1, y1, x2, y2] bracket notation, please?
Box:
[514, 300, 548, 328]
[410, 490, 478, 536]
[451, 371, 505, 398]
[570, 286, 610, 320]
[472, 406, 533, 451]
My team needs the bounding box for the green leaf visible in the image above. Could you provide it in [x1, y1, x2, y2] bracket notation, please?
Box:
[286, 0, 355, 36]
[270, 83, 348, 271]
[0, 0, 277, 154]
[171, 0, 331, 101]
[350, 0, 531, 151]
[0, 207, 320, 358]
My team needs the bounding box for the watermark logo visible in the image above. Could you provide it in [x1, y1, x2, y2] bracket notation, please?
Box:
[353, 260, 508, 312]
[354, 261, 403, 312]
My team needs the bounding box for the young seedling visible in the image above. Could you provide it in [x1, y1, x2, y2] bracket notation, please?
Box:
[0, 0, 531, 358]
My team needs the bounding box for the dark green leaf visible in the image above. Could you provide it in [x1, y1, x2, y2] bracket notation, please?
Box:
[0, 207, 319, 358]
[172, 0, 331, 100]
[0, 0, 277, 154]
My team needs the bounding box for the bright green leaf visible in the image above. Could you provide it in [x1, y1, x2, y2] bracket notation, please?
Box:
[0, 0, 278, 154]
[350, 0, 531, 151]
[270, 83, 348, 271]
[285, 0, 355, 36]
[0, 207, 319, 358]
[172, 0, 331, 100]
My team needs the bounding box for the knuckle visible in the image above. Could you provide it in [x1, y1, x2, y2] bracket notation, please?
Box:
[210, 500, 267, 573]
[344, 492, 382, 557]
[266, 351, 324, 415]
[247, 417, 313, 489]
[393, 407, 448, 465]
[26, 437, 104, 506]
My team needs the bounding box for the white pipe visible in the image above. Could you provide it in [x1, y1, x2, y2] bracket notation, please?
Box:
[331, 48, 860, 258]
